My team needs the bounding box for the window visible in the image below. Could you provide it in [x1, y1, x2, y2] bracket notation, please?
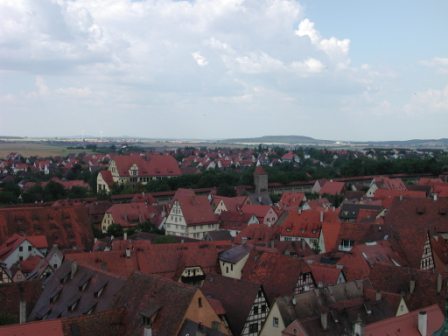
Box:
[28, 246, 32, 251]
[212, 321, 220, 330]
[19, 246, 23, 252]
[249, 323, 258, 333]
[198, 298, 202, 308]
[273, 317, 279, 327]
[253, 306, 258, 315]
[261, 304, 267, 313]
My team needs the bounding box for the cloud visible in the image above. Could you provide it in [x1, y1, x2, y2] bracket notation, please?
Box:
[404, 85, 448, 114]
[192, 52, 208, 66]
[421, 57, 448, 74]
[295, 18, 350, 65]
[291, 58, 325, 74]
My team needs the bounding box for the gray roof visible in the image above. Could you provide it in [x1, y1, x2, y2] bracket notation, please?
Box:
[205, 230, 232, 241]
[219, 244, 250, 264]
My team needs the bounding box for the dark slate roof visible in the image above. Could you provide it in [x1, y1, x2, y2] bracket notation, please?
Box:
[248, 193, 272, 206]
[219, 244, 251, 264]
[205, 230, 233, 241]
[201, 274, 262, 336]
[29, 260, 125, 321]
[276, 280, 396, 336]
[339, 203, 383, 221]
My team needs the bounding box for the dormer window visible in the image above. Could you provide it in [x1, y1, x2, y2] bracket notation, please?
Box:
[94, 283, 107, 298]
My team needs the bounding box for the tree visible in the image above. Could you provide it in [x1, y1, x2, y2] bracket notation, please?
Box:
[106, 224, 123, 237]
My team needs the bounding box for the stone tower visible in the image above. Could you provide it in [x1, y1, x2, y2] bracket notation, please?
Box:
[253, 166, 268, 195]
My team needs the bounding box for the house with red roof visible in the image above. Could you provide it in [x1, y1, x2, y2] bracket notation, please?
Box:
[281, 152, 300, 164]
[219, 211, 259, 237]
[277, 192, 306, 211]
[100, 202, 162, 233]
[242, 251, 316, 300]
[366, 176, 407, 197]
[97, 153, 181, 193]
[0, 234, 46, 269]
[201, 274, 270, 336]
[363, 304, 444, 336]
[212, 195, 248, 215]
[318, 180, 345, 196]
[277, 209, 339, 252]
[164, 189, 219, 239]
[241, 204, 278, 227]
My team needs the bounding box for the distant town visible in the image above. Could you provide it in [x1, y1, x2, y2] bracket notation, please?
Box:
[1, 141, 448, 335]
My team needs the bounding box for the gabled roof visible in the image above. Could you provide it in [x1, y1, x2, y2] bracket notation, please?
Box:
[235, 224, 277, 244]
[29, 260, 125, 321]
[105, 203, 159, 228]
[0, 234, 47, 260]
[308, 263, 344, 286]
[368, 263, 448, 311]
[278, 210, 339, 239]
[201, 274, 263, 335]
[319, 181, 345, 196]
[219, 244, 251, 264]
[99, 170, 114, 187]
[212, 195, 247, 212]
[173, 189, 217, 226]
[385, 198, 448, 268]
[253, 166, 267, 176]
[364, 304, 444, 336]
[0, 205, 93, 250]
[278, 192, 306, 210]
[241, 204, 274, 220]
[242, 251, 312, 301]
[112, 272, 198, 336]
[110, 153, 181, 177]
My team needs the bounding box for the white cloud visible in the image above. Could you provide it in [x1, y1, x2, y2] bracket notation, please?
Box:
[295, 18, 350, 64]
[421, 57, 448, 74]
[404, 85, 448, 114]
[291, 58, 325, 74]
[192, 52, 208, 66]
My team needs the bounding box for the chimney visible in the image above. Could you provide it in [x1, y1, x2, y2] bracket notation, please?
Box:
[70, 262, 78, 279]
[125, 248, 131, 258]
[353, 316, 363, 336]
[94, 237, 98, 244]
[418, 311, 427, 336]
[375, 290, 382, 302]
[19, 300, 26, 324]
[399, 194, 403, 201]
[437, 273, 443, 293]
[19, 286, 26, 324]
[124, 231, 128, 241]
[143, 326, 153, 336]
[320, 311, 328, 330]
[434, 194, 438, 202]
[410, 279, 416, 294]
[320, 211, 324, 223]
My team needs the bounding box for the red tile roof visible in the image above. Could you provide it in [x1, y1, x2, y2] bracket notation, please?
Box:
[242, 251, 312, 301]
[106, 203, 159, 229]
[364, 304, 444, 336]
[253, 166, 267, 175]
[212, 196, 247, 212]
[235, 224, 277, 244]
[278, 210, 339, 239]
[99, 170, 114, 187]
[319, 181, 345, 196]
[173, 189, 217, 226]
[0, 319, 64, 336]
[0, 205, 93, 250]
[278, 192, 305, 210]
[111, 153, 181, 177]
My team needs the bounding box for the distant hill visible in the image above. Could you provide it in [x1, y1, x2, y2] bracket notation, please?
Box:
[218, 135, 448, 148]
[218, 135, 334, 145]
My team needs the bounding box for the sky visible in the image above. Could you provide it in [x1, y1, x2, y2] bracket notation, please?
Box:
[0, 0, 447, 141]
